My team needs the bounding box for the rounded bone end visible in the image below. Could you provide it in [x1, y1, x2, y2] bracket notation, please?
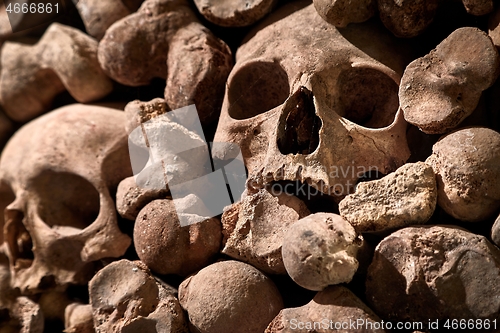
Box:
[313, 0, 375, 27]
[400, 27, 500, 134]
[462, 0, 494, 16]
[265, 285, 384, 333]
[282, 213, 363, 291]
[377, 0, 439, 38]
[193, 0, 277, 27]
[76, 0, 143, 40]
[425, 127, 500, 222]
[179, 260, 284, 333]
[492, 213, 500, 247]
[64, 303, 94, 333]
[489, 6, 500, 47]
[133, 198, 222, 276]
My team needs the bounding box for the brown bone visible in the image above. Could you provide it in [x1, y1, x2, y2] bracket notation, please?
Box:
[0, 23, 113, 123]
[98, 0, 233, 123]
[400, 27, 500, 134]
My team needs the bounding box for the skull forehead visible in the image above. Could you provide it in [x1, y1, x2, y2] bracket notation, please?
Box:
[236, 5, 354, 78]
[235, 3, 404, 84]
[0, 104, 128, 187]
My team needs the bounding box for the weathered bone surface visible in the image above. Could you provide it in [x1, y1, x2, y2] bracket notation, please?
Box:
[313, 0, 375, 27]
[489, 5, 500, 47]
[339, 162, 437, 233]
[38, 291, 71, 322]
[0, 297, 44, 333]
[0, 253, 44, 333]
[492, 213, 500, 247]
[89, 259, 188, 333]
[179, 260, 283, 333]
[0, 104, 132, 294]
[426, 127, 500, 222]
[98, 0, 233, 123]
[193, 0, 277, 27]
[116, 176, 169, 221]
[265, 286, 385, 333]
[123, 97, 211, 188]
[282, 213, 363, 291]
[0, 23, 113, 123]
[0, 3, 12, 42]
[134, 198, 221, 276]
[400, 27, 500, 134]
[367, 225, 500, 322]
[117, 98, 214, 221]
[377, 0, 439, 38]
[76, 0, 144, 40]
[2, 0, 500, 328]
[214, 1, 411, 201]
[124, 98, 171, 134]
[65, 303, 95, 333]
[378, 0, 493, 38]
[221, 188, 310, 274]
[462, 0, 493, 16]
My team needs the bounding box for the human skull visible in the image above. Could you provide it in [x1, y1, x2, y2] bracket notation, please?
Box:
[213, 1, 412, 200]
[0, 104, 132, 294]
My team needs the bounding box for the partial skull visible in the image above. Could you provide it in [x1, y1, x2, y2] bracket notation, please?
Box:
[0, 104, 132, 294]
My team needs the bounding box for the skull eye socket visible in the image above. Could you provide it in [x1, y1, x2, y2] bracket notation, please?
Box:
[227, 61, 290, 120]
[338, 67, 399, 129]
[31, 171, 100, 230]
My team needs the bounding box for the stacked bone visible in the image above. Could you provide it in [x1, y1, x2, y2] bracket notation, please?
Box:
[0, 0, 500, 332]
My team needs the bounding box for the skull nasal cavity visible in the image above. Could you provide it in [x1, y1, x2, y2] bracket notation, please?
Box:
[278, 87, 322, 155]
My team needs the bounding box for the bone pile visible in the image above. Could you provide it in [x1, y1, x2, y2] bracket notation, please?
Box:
[0, 0, 500, 332]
